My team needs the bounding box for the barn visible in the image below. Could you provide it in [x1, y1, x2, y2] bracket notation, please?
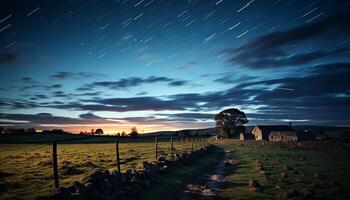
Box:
[252, 125, 298, 141]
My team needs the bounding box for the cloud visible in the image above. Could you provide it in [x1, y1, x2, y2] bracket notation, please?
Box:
[0, 112, 109, 125]
[50, 72, 104, 80]
[224, 12, 350, 69]
[2, 62, 350, 125]
[84, 76, 187, 90]
[168, 80, 187, 86]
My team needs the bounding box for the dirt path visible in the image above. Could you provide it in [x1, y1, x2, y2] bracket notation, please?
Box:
[179, 149, 236, 200]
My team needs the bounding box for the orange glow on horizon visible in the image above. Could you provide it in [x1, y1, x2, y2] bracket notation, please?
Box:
[44, 124, 182, 134]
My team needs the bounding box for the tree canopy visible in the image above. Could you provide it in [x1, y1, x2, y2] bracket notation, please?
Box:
[95, 128, 104, 135]
[129, 126, 139, 137]
[215, 108, 248, 138]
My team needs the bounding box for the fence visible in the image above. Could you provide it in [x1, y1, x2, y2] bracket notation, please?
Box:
[51, 136, 210, 189]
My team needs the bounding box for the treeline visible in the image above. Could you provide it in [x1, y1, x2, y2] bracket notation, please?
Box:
[78, 126, 140, 138]
[0, 127, 72, 135]
[0, 126, 141, 138]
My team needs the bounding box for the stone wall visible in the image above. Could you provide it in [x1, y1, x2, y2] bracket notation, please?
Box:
[35, 145, 216, 200]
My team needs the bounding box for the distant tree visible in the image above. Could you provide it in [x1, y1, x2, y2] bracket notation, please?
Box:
[129, 127, 139, 137]
[215, 108, 248, 138]
[90, 129, 95, 136]
[117, 132, 121, 137]
[79, 131, 84, 135]
[52, 129, 65, 134]
[121, 131, 126, 137]
[95, 128, 103, 135]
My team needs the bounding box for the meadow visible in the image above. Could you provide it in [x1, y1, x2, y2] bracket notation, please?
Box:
[0, 137, 200, 200]
[1, 136, 350, 200]
[219, 140, 350, 200]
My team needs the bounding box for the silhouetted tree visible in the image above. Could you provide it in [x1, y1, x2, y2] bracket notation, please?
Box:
[90, 129, 95, 136]
[95, 128, 103, 135]
[121, 131, 126, 137]
[117, 132, 121, 137]
[215, 108, 248, 138]
[129, 127, 139, 137]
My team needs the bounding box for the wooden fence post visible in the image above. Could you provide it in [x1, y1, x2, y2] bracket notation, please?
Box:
[155, 137, 158, 160]
[52, 141, 59, 189]
[186, 137, 189, 153]
[191, 138, 194, 152]
[115, 139, 121, 173]
[194, 137, 196, 150]
[182, 138, 184, 152]
[170, 137, 173, 156]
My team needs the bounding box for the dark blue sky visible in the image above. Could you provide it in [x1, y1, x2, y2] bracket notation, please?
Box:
[0, 0, 349, 133]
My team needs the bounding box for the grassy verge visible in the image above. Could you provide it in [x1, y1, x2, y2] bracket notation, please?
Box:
[139, 147, 224, 200]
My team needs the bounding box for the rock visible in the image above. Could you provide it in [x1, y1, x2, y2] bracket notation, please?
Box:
[224, 159, 238, 166]
[137, 161, 153, 171]
[281, 173, 287, 179]
[74, 182, 88, 200]
[283, 165, 292, 171]
[157, 156, 166, 162]
[103, 170, 110, 177]
[84, 182, 96, 191]
[160, 165, 168, 173]
[83, 171, 106, 183]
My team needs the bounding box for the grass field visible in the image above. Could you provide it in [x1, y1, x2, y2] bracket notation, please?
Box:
[219, 140, 350, 200]
[1, 136, 350, 200]
[0, 137, 202, 200]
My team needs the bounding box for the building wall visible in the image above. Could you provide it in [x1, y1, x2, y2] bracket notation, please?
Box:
[252, 127, 263, 140]
[269, 131, 298, 141]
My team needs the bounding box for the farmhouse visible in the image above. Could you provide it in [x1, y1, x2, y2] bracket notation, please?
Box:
[252, 125, 298, 141]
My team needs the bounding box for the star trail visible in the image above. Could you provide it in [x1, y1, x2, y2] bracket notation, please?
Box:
[0, 0, 349, 133]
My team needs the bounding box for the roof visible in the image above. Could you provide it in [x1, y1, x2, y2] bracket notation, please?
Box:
[256, 125, 296, 132]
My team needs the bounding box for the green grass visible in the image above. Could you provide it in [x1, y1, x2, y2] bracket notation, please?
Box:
[2, 137, 350, 200]
[0, 138, 200, 200]
[219, 140, 350, 200]
[139, 148, 224, 200]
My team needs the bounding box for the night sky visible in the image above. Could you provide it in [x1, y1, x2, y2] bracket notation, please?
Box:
[0, 0, 349, 133]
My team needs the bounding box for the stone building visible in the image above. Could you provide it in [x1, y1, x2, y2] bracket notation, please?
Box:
[252, 125, 298, 141]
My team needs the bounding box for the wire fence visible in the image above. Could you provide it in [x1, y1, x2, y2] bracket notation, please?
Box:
[49, 136, 210, 188]
[0, 136, 212, 199]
